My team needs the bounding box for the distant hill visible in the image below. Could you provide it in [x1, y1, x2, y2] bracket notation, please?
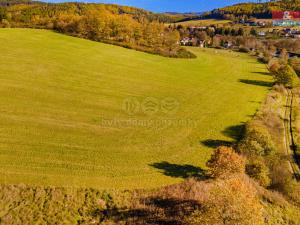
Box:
[163, 12, 205, 23]
[173, 0, 300, 23]
[164, 12, 204, 16]
[0, 0, 35, 6]
[0, 0, 179, 23]
[205, 0, 300, 20]
[0, 1, 196, 58]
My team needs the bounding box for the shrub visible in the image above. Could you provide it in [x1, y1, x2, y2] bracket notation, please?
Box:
[269, 63, 299, 88]
[268, 58, 281, 73]
[1, 19, 10, 28]
[0, 7, 7, 21]
[238, 123, 276, 157]
[279, 48, 289, 63]
[272, 84, 286, 94]
[206, 146, 245, 179]
[246, 159, 270, 187]
[269, 155, 300, 205]
[173, 48, 197, 58]
[238, 46, 250, 53]
[266, 153, 292, 190]
[282, 179, 300, 205]
[289, 56, 300, 76]
[260, 51, 272, 64]
[185, 176, 264, 225]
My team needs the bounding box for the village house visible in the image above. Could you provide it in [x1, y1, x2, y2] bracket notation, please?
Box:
[180, 37, 191, 46]
[294, 33, 300, 39]
[223, 41, 232, 49]
[258, 31, 266, 37]
[180, 37, 197, 46]
[188, 26, 207, 32]
[257, 21, 266, 27]
[244, 20, 257, 26]
[180, 37, 207, 48]
[199, 40, 206, 48]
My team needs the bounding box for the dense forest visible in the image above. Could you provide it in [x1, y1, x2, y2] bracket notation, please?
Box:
[0, 1, 195, 58]
[187, 0, 300, 21]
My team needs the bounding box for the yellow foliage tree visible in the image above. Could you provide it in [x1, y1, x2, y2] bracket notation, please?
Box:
[207, 146, 245, 179]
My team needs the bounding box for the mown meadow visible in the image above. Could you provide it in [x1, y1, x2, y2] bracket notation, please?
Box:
[0, 28, 272, 189]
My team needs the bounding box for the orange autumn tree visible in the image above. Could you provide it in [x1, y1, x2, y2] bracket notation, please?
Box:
[207, 146, 245, 179]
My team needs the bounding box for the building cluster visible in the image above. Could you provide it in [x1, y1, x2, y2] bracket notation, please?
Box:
[180, 37, 207, 47]
[280, 28, 300, 38]
[179, 25, 300, 47]
[253, 27, 300, 38]
[238, 20, 267, 27]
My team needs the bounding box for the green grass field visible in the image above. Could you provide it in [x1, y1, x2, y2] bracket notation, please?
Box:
[0, 28, 272, 189]
[170, 19, 231, 27]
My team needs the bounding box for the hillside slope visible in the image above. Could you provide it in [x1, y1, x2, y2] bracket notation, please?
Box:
[0, 2, 191, 57]
[0, 29, 272, 189]
[202, 1, 300, 20]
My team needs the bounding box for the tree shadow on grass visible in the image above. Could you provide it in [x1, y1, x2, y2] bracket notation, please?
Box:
[222, 124, 245, 141]
[239, 79, 273, 87]
[251, 71, 271, 76]
[201, 124, 246, 149]
[99, 197, 201, 225]
[149, 161, 206, 179]
[249, 100, 262, 103]
[201, 139, 232, 148]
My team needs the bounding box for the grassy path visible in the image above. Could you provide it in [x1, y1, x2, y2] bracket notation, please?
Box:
[284, 90, 300, 180]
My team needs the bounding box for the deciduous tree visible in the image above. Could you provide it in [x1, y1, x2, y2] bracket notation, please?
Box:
[207, 146, 245, 179]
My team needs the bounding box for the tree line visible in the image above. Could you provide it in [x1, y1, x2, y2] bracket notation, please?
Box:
[0, 2, 195, 58]
[197, 0, 300, 21]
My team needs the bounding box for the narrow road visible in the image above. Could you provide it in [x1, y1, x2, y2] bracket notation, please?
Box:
[283, 89, 300, 181]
